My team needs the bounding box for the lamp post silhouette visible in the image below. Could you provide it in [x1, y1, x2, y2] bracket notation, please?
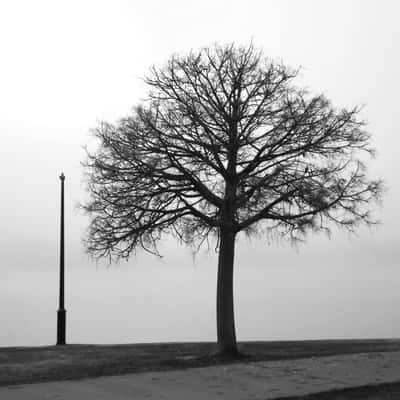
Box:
[57, 173, 66, 345]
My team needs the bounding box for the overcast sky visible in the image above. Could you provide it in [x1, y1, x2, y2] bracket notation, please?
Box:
[1, 0, 399, 347]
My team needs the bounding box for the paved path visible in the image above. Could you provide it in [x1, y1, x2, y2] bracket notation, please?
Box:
[1, 351, 400, 399]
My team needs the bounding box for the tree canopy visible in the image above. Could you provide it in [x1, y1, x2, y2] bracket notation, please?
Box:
[83, 43, 381, 259]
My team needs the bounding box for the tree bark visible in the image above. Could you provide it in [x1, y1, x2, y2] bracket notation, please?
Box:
[216, 229, 238, 356]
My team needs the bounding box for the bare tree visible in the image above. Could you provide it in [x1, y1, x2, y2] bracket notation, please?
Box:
[82, 43, 383, 356]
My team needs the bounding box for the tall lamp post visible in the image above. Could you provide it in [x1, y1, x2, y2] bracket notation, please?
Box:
[57, 173, 66, 345]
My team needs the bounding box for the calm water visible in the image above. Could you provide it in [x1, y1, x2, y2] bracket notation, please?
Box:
[2, 243, 399, 347]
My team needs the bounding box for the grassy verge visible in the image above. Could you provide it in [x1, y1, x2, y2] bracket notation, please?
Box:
[1, 339, 400, 387]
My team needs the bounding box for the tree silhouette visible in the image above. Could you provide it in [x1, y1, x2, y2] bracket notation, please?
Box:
[82, 43, 383, 356]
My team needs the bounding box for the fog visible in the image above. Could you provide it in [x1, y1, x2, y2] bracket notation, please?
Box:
[0, 0, 399, 346]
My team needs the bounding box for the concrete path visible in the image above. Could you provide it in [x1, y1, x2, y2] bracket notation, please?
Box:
[1, 351, 400, 399]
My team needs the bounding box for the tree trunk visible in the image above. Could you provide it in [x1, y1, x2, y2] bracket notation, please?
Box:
[216, 229, 238, 356]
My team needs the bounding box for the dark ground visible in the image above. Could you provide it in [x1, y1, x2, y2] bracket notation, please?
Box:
[280, 381, 400, 400]
[1, 339, 400, 398]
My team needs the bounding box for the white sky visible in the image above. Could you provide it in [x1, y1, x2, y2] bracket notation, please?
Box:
[0, 0, 399, 346]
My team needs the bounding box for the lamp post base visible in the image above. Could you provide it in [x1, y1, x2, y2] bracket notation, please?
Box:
[56, 309, 66, 345]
